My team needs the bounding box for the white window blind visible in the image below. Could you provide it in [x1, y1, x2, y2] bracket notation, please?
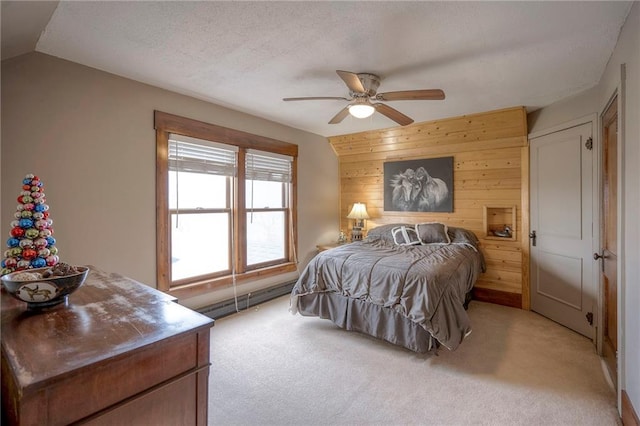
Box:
[246, 150, 292, 182]
[169, 134, 237, 176]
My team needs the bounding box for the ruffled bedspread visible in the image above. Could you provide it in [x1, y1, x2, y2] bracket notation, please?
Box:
[291, 240, 484, 350]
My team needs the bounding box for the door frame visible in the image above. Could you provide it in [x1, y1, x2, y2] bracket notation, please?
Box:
[598, 80, 625, 408]
[528, 113, 600, 343]
[597, 92, 617, 357]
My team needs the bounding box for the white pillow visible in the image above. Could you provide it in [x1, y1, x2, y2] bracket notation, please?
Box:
[392, 226, 421, 246]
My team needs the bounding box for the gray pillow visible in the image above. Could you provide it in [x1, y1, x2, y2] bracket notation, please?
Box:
[415, 222, 451, 244]
[447, 226, 486, 272]
[447, 226, 480, 247]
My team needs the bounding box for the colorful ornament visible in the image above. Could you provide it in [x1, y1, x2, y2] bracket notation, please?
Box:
[34, 238, 48, 249]
[19, 218, 34, 228]
[17, 259, 31, 270]
[10, 227, 25, 238]
[1, 174, 59, 275]
[19, 239, 34, 249]
[31, 257, 47, 268]
[21, 248, 37, 260]
[25, 228, 40, 239]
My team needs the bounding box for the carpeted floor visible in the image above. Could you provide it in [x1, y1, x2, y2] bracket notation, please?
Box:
[208, 296, 619, 425]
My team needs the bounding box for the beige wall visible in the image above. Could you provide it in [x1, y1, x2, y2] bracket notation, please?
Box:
[527, 85, 600, 132]
[528, 2, 639, 417]
[1, 52, 339, 309]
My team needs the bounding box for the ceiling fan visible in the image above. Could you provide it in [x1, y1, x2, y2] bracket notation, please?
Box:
[283, 70, 445, 126]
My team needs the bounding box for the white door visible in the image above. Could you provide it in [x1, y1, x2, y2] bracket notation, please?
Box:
[530, 122, 595, 339]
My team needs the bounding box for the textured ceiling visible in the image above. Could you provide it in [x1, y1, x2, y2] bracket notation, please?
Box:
[1, 1, 633, 137]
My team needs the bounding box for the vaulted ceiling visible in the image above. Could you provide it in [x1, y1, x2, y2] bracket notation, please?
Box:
[1, 1, 633, 137]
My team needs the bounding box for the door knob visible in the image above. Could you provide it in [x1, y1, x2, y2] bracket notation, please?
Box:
[593, 252, 606, 273]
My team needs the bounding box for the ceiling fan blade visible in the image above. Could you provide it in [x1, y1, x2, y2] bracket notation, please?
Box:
[329, 106, 351, 124]
[374, 103, 414, 126]
[376, 89, 445, 101]
[336, 70, 366, 93]
[283, 96, 349, 101]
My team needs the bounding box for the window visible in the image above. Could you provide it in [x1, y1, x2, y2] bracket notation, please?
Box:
[155, 111, 298, 296]
[245, 151, 292, 268]
[168, 136, 236, 282]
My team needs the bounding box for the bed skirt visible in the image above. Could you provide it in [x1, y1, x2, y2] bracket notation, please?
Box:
[294, 293, 437, 353]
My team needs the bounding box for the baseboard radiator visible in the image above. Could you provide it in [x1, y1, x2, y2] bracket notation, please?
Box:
[197, 280, 296, 320]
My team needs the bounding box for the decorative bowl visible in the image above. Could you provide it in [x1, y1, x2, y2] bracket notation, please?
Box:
[1, 265, 89, 309]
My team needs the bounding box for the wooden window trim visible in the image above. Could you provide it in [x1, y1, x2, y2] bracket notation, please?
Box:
[167, 262, 298, 301]
[154, 111, 298, 157]
[155, 111, 298, 296]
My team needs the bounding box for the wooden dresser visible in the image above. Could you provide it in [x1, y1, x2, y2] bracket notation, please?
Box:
[1, 268, 214, 425]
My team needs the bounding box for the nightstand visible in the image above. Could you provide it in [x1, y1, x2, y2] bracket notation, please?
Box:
[316, 242, 347, 252]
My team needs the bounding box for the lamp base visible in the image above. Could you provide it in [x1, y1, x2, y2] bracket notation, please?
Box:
[351, 227, 363, 241]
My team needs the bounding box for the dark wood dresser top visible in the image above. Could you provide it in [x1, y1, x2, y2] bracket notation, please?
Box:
[1, 267, 214, 394]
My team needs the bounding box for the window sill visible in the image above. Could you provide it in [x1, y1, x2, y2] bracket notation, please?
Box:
[165, 262, 297, 300]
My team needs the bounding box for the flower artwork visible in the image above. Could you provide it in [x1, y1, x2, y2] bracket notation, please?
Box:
[1, 174, 59, 275]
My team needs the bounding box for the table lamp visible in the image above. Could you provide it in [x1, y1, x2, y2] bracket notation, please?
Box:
[347, 202, 369, 241]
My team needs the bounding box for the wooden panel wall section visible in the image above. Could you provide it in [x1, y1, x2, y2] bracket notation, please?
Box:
[328, 106, 529, 309]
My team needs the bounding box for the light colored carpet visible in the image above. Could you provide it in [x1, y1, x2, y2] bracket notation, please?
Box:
[208, 296, 619, 425]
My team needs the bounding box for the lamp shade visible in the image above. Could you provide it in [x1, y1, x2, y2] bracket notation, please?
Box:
[347, 203, 370, 220]
[348, 104, 375, 119]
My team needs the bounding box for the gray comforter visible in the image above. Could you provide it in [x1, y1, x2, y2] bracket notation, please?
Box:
[291, 240, 484, 350]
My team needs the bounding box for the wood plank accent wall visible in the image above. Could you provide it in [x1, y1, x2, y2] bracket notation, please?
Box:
[328, 106, 530, 309]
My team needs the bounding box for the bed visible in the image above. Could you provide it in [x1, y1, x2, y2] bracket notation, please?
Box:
[290, 223, 485, 352]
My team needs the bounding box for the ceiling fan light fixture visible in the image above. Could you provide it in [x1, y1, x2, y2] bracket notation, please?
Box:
[287, 70, 444, 126]
[348, 103, 375, 119]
